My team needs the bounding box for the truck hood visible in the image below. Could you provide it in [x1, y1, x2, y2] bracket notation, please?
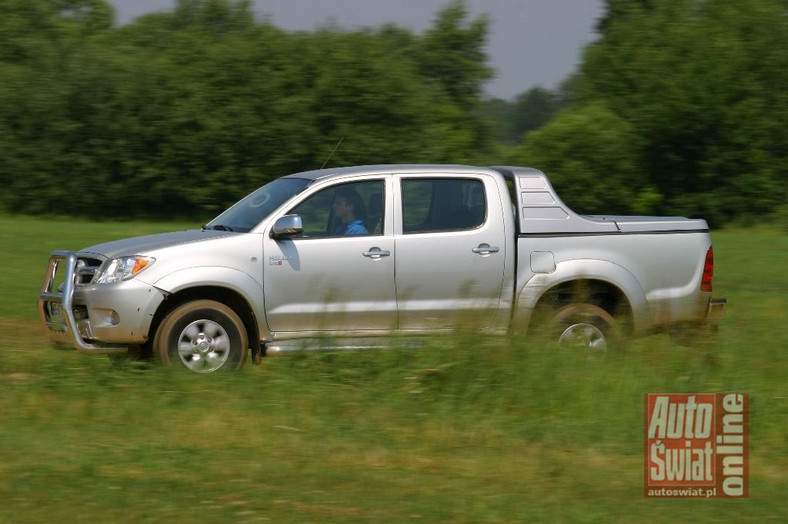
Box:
[79, 229, 236, 259]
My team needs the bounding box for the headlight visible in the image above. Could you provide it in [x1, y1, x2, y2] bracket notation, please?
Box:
[94, 256, 155, 284]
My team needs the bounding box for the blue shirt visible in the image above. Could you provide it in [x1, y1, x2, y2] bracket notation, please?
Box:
[335, 218, 368, 235]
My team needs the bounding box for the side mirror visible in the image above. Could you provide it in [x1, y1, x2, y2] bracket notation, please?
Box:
[271, 214, 303, 238]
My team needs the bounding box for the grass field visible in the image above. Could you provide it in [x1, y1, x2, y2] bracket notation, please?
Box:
[1, 216, 786, 522]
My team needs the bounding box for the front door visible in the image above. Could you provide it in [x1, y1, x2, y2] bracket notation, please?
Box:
[262, 178, 396, 335]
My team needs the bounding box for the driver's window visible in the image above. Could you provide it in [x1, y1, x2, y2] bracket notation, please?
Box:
[288, 180, 384, 237]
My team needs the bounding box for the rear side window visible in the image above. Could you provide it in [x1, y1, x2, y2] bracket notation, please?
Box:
[401, 178, 486, 233]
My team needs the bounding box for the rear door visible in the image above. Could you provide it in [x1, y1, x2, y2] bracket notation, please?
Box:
[394, 173, 507, 331]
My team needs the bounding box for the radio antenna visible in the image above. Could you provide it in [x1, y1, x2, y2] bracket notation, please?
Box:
[321, 137, 344, 169]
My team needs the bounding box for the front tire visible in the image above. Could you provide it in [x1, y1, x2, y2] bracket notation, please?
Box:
[550, 303, 619, 358]
[155, 300, 248, 373]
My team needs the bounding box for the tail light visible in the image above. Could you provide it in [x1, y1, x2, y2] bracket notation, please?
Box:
[700, 247, 714, 293]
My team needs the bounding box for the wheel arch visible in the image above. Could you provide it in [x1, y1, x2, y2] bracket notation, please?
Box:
[149, 266, 265, 346]
[148, 285, 260, 358]
[533, 278, 633, 335]
[514, 259, 648, 335]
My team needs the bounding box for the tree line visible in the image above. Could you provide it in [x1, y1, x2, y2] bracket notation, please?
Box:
[0, 0, 785, 227]
[508, 0, 787, 226]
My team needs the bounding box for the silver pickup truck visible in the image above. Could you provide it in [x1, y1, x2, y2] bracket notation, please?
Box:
[39, 165, 726, 373]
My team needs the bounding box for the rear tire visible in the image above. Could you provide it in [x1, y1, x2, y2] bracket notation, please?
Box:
[550, 303, 619, 358]
[155, 300, 248, 373]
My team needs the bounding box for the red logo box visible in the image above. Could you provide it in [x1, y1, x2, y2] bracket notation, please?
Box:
[644, 393, 748, 498]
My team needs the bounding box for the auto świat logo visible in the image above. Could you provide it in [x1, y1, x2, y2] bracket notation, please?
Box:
[644, 393, 748, 498]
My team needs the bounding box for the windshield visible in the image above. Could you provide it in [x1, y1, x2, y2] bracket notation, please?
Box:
[204, 177, 311, 233]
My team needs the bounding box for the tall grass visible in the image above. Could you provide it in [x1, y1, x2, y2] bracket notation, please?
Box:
[0, 217, 785, 522]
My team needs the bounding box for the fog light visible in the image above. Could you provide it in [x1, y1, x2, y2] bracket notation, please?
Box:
[94, 308, 120, 326]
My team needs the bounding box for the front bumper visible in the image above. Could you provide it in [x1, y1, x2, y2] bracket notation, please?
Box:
[38, 251, 165, 354]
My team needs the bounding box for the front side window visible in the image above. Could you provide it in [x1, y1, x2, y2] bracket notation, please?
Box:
[401, 178, 486, 233]
[288, 180, 384, 237]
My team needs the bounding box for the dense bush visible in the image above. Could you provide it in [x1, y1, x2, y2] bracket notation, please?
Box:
[0, 0, 492, 219]
[1, 0, 785, 226]
[520, 0, 787, 225]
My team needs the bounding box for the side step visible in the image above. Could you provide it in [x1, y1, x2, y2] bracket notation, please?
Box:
[264, 337, 423, 355]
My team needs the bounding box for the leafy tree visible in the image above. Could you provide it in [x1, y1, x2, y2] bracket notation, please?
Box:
[0, 0, 116, 214]
[172, 0, 254, 34]
[481, 87, 564, 145]
[511, 87, 563, 139]
[0, 0, 499, 219]
[509, 103, 643, 215]
[479, 97, 517, 144]
[416, 0, 491, 108]
[414, 0, 494, 156]
[575, 0, 787, 224]
[0, 0, 113, 63]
